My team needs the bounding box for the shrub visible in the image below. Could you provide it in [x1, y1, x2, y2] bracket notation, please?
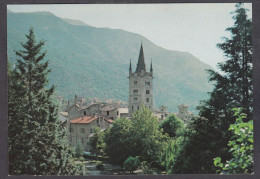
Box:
[214, 108, 253, 174]
[123, 156, 140, 173]
[140, 161, 157, 175]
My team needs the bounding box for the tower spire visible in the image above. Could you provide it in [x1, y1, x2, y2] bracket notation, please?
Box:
[150, 59, 153, 73]
[129, 59, 132, 72]
[135, 43, 146, 73]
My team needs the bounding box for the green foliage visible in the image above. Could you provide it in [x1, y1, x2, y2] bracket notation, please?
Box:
[123, 156, 140, 173]
[161, 137, 186, 174]
[8, 28, 83, 175]
[214, 108, 253, 174]
[105, 117, 133, 166]
[7, 11, 213, 112]
[159, 114, 185, 138]
[130, 107, 169, 166]
[171, 3, 252, 174]
[89, 127, 106, 156]
[75, 141, 84, 159]
[140, 161, 158, 175]
[105, 108, 168, 167]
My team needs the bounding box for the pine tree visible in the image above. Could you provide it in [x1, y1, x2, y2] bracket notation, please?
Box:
[8, 27, 83, 175]
[172, 3, 252, 173]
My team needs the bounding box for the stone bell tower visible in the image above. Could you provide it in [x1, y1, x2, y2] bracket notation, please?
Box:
[128, 43, 153, 114]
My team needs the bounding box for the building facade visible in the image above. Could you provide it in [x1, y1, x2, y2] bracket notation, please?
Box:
[176, 104, 193, 123]
[129, 44, 154, 114]
[69, 116, 112, 151]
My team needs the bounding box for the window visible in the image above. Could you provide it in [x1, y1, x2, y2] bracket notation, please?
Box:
[133, 89, 138, 94]
[134, 81, 138, 85]
[80, 128, 85, 134]
[107, 111, 109, 115]
[134, 97, 138, 100]
[70, 127, 74, 132]
[137, 106, 139, 110]
[82, 138, 84, 143]
[132, 106, 134, 111]
[146, 90, 150, 94]
[84, 111, 86, 116]
[117, 111, 119, 115]
[145, 81, 150, 86]
[146, 98, 149, 102]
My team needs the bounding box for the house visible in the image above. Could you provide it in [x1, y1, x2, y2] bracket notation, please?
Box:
[101, 105, 129, 120]
[69, 116, 112, 151]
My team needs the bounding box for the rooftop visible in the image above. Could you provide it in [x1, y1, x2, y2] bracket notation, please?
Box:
[70, 116, 98, 124]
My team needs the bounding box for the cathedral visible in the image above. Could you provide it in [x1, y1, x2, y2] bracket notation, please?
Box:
[128, 44, 154, 114]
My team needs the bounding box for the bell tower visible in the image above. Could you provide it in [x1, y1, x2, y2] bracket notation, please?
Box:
[129, 43, 153, 114]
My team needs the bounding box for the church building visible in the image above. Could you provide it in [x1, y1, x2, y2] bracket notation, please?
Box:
[128, 44, 154, 114]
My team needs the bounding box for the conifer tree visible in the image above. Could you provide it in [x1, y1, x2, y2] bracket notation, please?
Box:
[172, 3, 252, 173]
[8, 27, 83, 175]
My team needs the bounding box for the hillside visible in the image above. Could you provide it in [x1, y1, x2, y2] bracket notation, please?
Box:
[7, 11, 213, 112]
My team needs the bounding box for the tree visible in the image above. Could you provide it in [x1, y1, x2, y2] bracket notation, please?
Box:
[75, 141, 84, 159]
[105, 108, 168, 169]
[105, 117, 133, 166]
[159, 114, 185, 138]
[172, 3, 252, 174]
[160, 136, 186, 174]
[8, 27, 83, 175]
[130, 107, 168, 167]
[214, 108, 253, 174]
[89, 126, 106, 157]
[123, 156, 140, 174]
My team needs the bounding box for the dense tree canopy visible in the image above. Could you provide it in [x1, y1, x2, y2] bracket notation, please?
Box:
[8, 27, 83, 175]
[105, 107, 168, 167]
[170, 3, 253, 174]
[159, 114, 185, 138]
[105, 117, 133, 166]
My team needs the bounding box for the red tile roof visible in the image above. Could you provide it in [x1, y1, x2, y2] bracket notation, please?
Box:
[70, 116, 98, 124]
[105, 119, 114, 123]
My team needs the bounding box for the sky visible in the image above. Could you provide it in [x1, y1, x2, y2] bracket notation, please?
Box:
[8, 3, 252, 69]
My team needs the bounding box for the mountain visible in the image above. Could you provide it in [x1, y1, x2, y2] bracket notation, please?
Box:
[62, 18, 89, 26]
[7, 11, 213, 113]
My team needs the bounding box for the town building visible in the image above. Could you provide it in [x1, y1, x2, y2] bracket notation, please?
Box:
[128, 44, 154, 114]
[153, 106, 170, 121]
[69, 116, 113, 151]
[175, 104, 193, 123]
[66, 43, 195, 152]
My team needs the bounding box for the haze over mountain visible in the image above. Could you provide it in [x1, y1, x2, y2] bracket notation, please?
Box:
[7, 11, 213, 112]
